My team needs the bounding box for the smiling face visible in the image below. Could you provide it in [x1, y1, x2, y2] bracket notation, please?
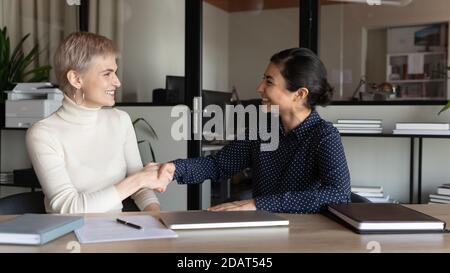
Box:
[75, 54, 121, 108]
[257, 63, 302, 114]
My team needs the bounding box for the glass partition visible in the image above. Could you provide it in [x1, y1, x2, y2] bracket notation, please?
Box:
[320, 0, 450, 101]
[203, 0, 300, 206]
[89, 0, 185, 103]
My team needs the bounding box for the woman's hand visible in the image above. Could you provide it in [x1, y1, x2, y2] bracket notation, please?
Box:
[143, 162, 175, 192]
[208, 199, 256, 211]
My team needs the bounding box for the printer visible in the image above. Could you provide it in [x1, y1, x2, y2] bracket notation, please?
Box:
[5, 83, 63, 128]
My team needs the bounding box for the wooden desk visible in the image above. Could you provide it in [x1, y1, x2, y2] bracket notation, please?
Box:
[1, 205, 450, 253]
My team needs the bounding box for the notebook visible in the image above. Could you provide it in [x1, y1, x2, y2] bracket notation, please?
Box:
[327, 203, 447, 234]
[160, 210, 289, 230]
[0, 214, 84, 245]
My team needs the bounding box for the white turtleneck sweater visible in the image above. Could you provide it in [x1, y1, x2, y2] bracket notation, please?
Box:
[26, 96, 159, 214]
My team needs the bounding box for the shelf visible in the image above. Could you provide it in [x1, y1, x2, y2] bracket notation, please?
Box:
[387, 52, 447, 57]
[389, 79, 446, 83]
[1, 127, 28, 131]
[0, 183, 40, 189]
[340, 133, 450, 138]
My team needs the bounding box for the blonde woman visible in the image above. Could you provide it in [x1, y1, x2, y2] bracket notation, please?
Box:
[26, 32, 171, 214]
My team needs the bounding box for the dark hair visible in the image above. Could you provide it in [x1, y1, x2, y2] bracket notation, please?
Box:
[270, 48, 334, 109]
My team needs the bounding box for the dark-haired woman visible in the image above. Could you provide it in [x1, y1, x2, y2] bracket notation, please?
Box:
[152, 48, 351, 214]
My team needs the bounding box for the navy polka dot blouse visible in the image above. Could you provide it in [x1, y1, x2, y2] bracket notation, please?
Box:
[173, 110, 351, 214]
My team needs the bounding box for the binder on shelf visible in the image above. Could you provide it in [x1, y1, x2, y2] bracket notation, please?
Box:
[327, 203, 446, 234]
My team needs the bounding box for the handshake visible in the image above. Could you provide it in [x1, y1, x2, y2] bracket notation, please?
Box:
[143, 162, 176, 193]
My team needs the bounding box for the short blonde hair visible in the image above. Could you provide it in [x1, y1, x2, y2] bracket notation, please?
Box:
[53, 32, 118, 94]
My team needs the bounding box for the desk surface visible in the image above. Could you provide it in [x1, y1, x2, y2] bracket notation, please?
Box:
[1, 205, 450, 253]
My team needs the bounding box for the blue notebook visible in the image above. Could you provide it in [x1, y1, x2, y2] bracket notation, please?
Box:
[0, 214, 84, 245]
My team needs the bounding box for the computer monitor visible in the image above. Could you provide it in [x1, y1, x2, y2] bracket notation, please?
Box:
[202, 90, 232, 141]
[165, 75, 185, 104]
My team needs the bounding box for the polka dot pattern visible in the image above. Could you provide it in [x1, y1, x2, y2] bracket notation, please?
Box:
[173, 110, 351, 214]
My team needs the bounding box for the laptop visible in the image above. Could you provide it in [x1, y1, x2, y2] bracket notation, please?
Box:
[159, 210, 289, 230]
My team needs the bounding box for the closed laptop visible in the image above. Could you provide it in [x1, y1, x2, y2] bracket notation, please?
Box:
[0, 214, 84, 245]
[160, 210, 289, 230]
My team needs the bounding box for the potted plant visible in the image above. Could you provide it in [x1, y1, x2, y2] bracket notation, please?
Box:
[439, 66, 450, 114]
[0, 26, 52, 126]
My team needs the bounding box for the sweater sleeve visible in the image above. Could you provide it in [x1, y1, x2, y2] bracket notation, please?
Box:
[26, 125, 122, 214]
[173, 137, 253, 184]
[120, 112, 159, 210]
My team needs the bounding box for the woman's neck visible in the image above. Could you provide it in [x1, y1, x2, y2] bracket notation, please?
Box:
[281, 108, 312, 134]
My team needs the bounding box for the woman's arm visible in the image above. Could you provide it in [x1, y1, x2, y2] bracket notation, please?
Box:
[172, 137, 253, 185]
[25, 125, 159, 214]
[120, 112, 160, 211]
[254, 132, 351, 214]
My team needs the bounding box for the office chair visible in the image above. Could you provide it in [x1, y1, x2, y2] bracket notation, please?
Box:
[122, 197, 140, 212]
[0, 191, 140, 214]
[0, 191, 46, 214]
[350, 192, 371, 203]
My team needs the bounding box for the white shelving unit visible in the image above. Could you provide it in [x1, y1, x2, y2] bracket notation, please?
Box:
[386, 51, 448, 99]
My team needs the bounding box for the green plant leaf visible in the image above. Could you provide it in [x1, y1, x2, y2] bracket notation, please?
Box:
[0, 28, 51, 103]
[438, 101, 450, 115]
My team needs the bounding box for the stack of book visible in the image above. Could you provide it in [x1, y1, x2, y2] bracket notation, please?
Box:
[393, 122, 450, 135]
[333, 119, 383, 134]
[428, 184, 450, 204]
[0, 172, 13, 184]
[351, 185, 392, 203]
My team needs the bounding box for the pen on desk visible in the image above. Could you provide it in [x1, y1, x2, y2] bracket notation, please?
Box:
[116, 218, 143, 230]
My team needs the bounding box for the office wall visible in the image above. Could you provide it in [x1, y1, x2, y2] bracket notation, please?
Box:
[320, 0, 450, 100]
[117, 1, 230, 102]
[318, 105, 450, 204]
[320, 4, 344, 99]
[203, 2, 229, 92]
[229, 8, 299, 100]
[118, 0, 185, 102]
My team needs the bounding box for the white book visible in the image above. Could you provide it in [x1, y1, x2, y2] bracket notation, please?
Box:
[393, 129, 450, 135]
[396, 123, 450, 130]
[351, 185, 383, 193]
[353, 192, 384, 198]
[429, 198, 450, 204]
[367, 195, 391, 203]
[437, 187, 450, 195]
[334, 123, 382, 128]
[338, 119, 382, 124]
[339, 129, 382, 134]
[429, 194, 450, 200]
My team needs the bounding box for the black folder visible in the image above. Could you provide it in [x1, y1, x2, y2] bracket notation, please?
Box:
[327, 203, 447, 234]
